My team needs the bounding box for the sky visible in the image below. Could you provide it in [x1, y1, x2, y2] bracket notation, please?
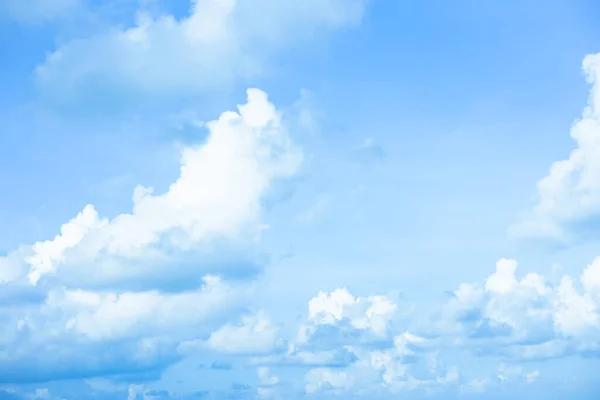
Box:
[1, 0, 600, 399]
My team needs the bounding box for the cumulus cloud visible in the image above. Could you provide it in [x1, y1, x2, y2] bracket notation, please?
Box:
[1, 263, 575, 397]
[496, 364, 539, 384]
[431, 257, 600, 360]
[247, 289, 465, 398]
[0, 88, 301, 287]
[179, 312, 284, 356]
[296, 288, 398, 349]
[0, 89, 301, 384]
[257, 367, 279, 387]
[51, 275, 246, 341]
[246, 289, 399, 371]
[258, 265, 598, 398]
[205, 312, 283, 355]
[3, 78, 598, 391]
[0, 275, 252, 383]
[34, 0, 368, 105]
[510, 52, 600, 242]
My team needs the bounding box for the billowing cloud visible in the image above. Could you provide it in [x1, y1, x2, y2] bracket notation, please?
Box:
[179, 311, 285, 356]
[0, 89, 301, 384]
[296, 288, 398, 350]
[34, 0, 368, 106]
[277, 258, 600, 398]
[0, 88, 301, 288]
[48, 275, 245, 341]
[430, 257, 600, 360]
[510, 52, 600, 242]
[2, 259, 597, 397]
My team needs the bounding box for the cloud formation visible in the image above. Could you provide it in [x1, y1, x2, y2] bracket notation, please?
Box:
[0, 88, 301, 384]
[4, 3, 600, 398]
[2, 252, 599, 397]
[430, 258, 600, 361]
[511, 53, 600, 242]
[34, 0, 368, 105]
[9, 88, 301, 287]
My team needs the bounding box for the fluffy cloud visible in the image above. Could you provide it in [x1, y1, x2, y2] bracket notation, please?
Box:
[304, 368, 353, 395]
[430, 257, 600, 360]
[246, 289, 399, 371]
[0, 89, 300, 384]
[296, 288, 398, 350]
[205, 312, 283, 355]
[3, 75, 599, 394]
[178, 312, 284, 356]
[3, 260, 591, 396]
[35, 0, 368, 105]
[266, 259, 600, 398]
[510, 52, 600, 241]
[49, 275, 246, 341]
[0, 88, 301, 288]
[246, 289, 464, 398]
[496, 364, 540, 384]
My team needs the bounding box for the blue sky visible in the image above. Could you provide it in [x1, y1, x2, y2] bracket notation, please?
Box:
[2, 0, 600, 399]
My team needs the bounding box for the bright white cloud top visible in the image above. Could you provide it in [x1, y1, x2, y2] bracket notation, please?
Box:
[21, 88, 301, 286]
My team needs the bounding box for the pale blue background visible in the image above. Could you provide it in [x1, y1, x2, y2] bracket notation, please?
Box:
[1, 0, 600, 399]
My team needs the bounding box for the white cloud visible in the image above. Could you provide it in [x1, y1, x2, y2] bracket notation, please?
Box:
[302, 288, 397, 338]
[510, 52, 600, 241]
[434, 257, 600, 360]
[12, 88, 301, 286]
[26, 205, 104, 285]
[247, 290, 462, 397]
[304, 368, 353, 394]
[49, 275, 245, 341]
[0, 89, 302, 383]
[525, 370, 540, 383]
[0, 249, 28, 283]
[554, 276, 598, 337]
[484, 258, 519, 295]
[581, 256, 600, 293]
[496, 364, 539, 384]
[257, 367, 279, 386]
[35, 0, 368, 103]
[186, 312, 284, 355]
[32, 388, 50, 399]
[336, 331, 460, 394]
[0, 273, 250, 384]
